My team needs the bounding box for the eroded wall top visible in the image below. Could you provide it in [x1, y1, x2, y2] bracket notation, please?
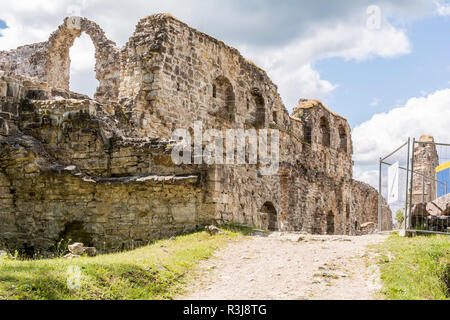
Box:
[0, 17, 120, 103]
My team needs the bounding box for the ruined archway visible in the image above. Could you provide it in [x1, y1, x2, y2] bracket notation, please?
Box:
[339, 125, 348, 153]
[212, 76, 235, 121]
[251, 88, 265, 128]
[45, 17, 120, 103]
[320, 117, 330, 147]
[261, 202, 278, 231]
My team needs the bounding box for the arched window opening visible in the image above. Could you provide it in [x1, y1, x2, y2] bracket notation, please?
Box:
[320, 117, 330, 147]
[303, 122, 312, 145]
[251, 88, 265, 128]
[327, 211, 335, 235]
[261, 202, 278, 231]
[44, 18, 120, 103]
[339, 125, 348, 153]
[69, 33, 98, 98]
[212, 76, 235, 120]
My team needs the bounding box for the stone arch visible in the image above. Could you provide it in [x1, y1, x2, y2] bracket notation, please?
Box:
[319, 116, 330, 147]
[45, 17, 121, 103]
[251, 88, 265, 128]
[339, 125, 348, 153]
[212, 75, 235, 120]
[261, 201, 278, 231]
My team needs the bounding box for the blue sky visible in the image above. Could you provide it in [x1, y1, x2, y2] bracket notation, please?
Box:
[318, 15, 450, 128]
[2, 0, 450, 187]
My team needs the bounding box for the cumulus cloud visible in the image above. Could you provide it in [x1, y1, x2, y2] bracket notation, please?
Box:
[435, 0, 450, 15]
[353, 166, 379, 189]
[244, 21, 412, 107]
[353, 88, 450, 167]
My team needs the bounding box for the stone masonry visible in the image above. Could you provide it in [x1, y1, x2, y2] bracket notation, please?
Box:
[0, 14, 392, 254]
[412, 135, 439, 204]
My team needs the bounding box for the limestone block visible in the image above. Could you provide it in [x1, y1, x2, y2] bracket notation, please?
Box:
[83, 247, 98, 257]
[68, 242, 85, 255]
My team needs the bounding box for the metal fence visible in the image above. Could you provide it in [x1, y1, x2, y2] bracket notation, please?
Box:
[378, 138, 450, 235]
[378, 139, 410, 233]
[408, 139, 450, 235]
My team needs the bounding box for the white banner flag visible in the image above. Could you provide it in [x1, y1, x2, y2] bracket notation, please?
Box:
[388, 161, 399, 204]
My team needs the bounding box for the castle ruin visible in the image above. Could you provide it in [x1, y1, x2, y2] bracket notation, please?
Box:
[0, 15, 392, 254]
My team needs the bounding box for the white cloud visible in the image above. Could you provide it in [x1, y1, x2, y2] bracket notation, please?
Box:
[435, 0, 450, 15]
[272, 63, 338, 109]
[69, 33, 97, 96]
[353, 88, 450, 167]
[354, 166, 379, 189]
[243, 21, 411, 109]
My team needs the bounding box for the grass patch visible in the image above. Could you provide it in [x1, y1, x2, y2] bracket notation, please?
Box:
[0, 228, 246, 300]
[375, 234, 449, 300]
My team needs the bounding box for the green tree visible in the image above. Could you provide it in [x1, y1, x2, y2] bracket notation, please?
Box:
[395, 210, 404, 226]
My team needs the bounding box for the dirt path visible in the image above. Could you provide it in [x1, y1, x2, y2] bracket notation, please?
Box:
[180, 233, 387, 300]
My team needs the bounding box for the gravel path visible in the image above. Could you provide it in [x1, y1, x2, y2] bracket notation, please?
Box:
[180, 233, 387, 300]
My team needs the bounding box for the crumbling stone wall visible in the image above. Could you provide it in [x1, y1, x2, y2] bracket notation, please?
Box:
[0, 77, 215, 253]
[0, 14, 391, 253]
[412, 135, 439, 204]
[118, 14, 287, 138]
[114, 15, 378, 235]
[351, 180, 393, 233]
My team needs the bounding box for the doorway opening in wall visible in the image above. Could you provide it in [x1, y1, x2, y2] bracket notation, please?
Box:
[326, 211, 335, 235]
[58, 221, 93, 248]
[261, 202, 278, 231]
[320, 117, 331, 147]
[69, 33, 98, 98]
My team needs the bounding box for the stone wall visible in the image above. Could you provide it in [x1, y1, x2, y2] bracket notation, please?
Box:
[351, 180, 393, 233]
[0, 15, 391, 253]
[118, 14, 288, 139]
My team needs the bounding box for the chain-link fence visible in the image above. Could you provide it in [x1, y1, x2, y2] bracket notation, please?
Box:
[408, 139, 450, 235]
[379, 138, 450, 235]
[379, 140, 410, 233]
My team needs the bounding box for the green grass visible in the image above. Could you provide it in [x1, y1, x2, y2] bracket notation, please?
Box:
[375, 234, 449, 300]
[0, 227, 247, 300]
